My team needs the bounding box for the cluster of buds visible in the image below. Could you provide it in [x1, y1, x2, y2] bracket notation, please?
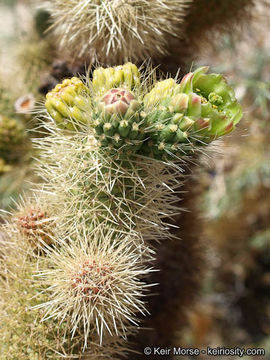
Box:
[142, 66, 243, 158]
[45, 63, 242, 160]
[45, 77, 90, 130]
[92, 63, 140, 95]
[17, 208, 52, 245]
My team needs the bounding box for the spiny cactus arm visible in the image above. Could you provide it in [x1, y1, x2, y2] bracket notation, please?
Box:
[13, 194, 57, 248]
[33, 131, 182, 245]
[42, 62, 243, 246]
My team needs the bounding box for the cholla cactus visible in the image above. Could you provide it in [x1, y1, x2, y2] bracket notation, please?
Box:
[44, 0, 189, 63]
[0, 63, 242, 358]
[1, 195, 56, 249]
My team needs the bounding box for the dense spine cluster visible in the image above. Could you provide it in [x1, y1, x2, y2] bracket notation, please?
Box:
[0, 63, 242, 358]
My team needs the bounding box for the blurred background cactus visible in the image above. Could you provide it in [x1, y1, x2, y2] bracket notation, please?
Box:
[0, 0, 55, 210]
[0, 0, 270, 359]
[41, 0, 268, 75]
[43, 0, 189, 64]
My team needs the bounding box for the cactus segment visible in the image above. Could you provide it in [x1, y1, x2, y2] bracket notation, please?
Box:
[34, 235, 151, 345]
[2, 62, 243, 357]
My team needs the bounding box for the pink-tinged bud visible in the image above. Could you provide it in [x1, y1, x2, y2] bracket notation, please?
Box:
[187, 93, 201, 117]
[179, 73, 194, 93]
[224, 121, 234, 134]
[170, 93, 189, 112]
[196, 118, 210, 130]
[101, 88, 138, 116]
[191, 94, 201, 105]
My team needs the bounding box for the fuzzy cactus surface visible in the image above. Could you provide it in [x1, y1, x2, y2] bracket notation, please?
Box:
[0, 63, 242, 358]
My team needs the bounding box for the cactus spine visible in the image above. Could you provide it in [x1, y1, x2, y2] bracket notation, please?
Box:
[0, 63, 242, 358]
